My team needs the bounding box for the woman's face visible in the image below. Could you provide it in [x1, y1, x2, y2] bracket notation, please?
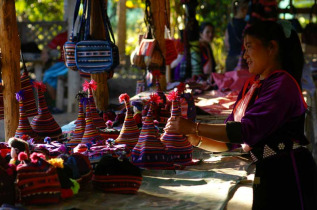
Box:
[243, 35, 272, 76]
[200, 25, 214, 42]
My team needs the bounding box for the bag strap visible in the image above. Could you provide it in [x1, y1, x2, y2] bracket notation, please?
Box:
[83, 0, 91, 40]
[70, 0, 82, 40]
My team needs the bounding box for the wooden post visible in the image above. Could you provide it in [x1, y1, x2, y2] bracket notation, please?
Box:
[90, 0, 109, 111]
[117, 0, 126, 64]
[151, 0, 169, 90]
[67, 0, 81, 113]
[0, 0, 21, 141]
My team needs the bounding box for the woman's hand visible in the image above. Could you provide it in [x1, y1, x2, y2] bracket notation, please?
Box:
[164, 116, 196, 135]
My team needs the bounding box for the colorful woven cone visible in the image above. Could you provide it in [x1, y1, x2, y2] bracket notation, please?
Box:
[131, 94, 174, 170]
[31, 82, 63, 142]
[20, 70, 37, 117]
[161, 91, 193, 165]
[83, 80, 106, 129]
[115, 93, 140, 150]
[14, 90, 39, 141]
[152, 70, 166, 104]
[67, 94, 87, 149]
[81, 99, 103, 145]
[0, 84, 3, 120]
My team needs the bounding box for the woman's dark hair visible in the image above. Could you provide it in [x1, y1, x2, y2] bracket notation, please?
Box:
[200, 22, 214, 34]
[244, 21, 304, 87]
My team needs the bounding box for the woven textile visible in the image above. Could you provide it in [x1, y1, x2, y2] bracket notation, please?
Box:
[67, 100, 86, 148]
[20, 71, 37, 117]
[68, 153, 93, 184]
[131, 103, 174, 169]
[88, 89, 106, 129]
[115, 97, 140, 150]
[15, 98, 39, 141]
[93, 156, 142, 194]
[64, 40, 78, 71]
[161, 99, 193, 166]
[16, 156, 61, 205]
[81, 100, 103, 145]
[0, 156, 15, 205]
[31, 88, 63, 142]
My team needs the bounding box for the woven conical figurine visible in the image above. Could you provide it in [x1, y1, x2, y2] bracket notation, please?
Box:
[131, 93, 174, 170]
[115, 93, 140, 150]
[14, 90, 39, 141]
[67, 93, 87, 149]
[161, 90, 194, 165]
[83, 80, 106, 129]
[177, 82, 196, 121]
[31, 82, 63, 142]
[20, 67, 37, 117]
[81, 99, 103, 145]
[153, 70, 170, 127]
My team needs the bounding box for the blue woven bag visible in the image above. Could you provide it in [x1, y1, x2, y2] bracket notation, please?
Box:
[75, 0, 118, 74]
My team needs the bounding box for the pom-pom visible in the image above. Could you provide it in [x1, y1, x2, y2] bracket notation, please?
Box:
[70, 179, 80, 194]
[44, 136, 51, 144]
[83, 80, 98, 92]
[177, 82, 186, 93]
[33, 81, 47, 92]
[153, 120, 159, 126]
[152, 70, 161, 78]
[15, 90, 25, 102]
[30, 152, 46, 163]
[48, 158, 64, 168]
[119, 93, 130, 103]
[106, 120, 113, 128]
[167, 90, 178, 101]
[18, 152, 28, 162]
[149, 93, 162, 105]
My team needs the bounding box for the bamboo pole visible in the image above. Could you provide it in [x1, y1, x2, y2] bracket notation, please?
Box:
[0, 0, 21, 141]
[90, 0, 109, 112]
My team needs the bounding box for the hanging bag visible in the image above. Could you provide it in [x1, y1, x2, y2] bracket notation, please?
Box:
[64, 0, 82, 71]
[75, 0, 119, 73]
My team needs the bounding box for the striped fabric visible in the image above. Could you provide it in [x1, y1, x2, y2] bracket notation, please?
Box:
[67, 100, 86, 148]
[131, 103, 174, 170]
[0, 156, 15, 205]
[88, 89, 106, 129]
[161, 99, 194, 166]
[31, 89, 63, 142]
[15, 99, 39, 141]
[81, 100, 103, 145]
[115, 99, 140, 150]
[138, 39, 156, 56]
[16, 158, 61, 205]
[75, 40, 113, 73]
[165, 39, 178, 65]
[64, 40, 78, 71]
[92, 175, 142, 194]
[20, 71, 38, 117]
[0, 84, 3, 120]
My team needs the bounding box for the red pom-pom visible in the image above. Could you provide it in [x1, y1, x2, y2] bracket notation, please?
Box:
[119, 93, 130, 103]
[18, 152, 28, 162]
[21, 134, 29, 141]
[82, 79, 98, 92]
[30, 152, 46, 163]
[82, 80, 90, 92]
[33, 81, 47, 92]
[106, 120, 113, 128]
[149, 93, 162, 105]
[177, 82, 186, 93]
[167, 90, 178, 101]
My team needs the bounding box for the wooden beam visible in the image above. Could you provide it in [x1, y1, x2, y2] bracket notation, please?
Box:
[90, 0, 109, 112]
[117, 0, 126, 63]
[0, 0, 21, 141]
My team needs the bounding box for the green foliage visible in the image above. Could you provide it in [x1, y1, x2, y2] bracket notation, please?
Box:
[15, 0, 64, 22]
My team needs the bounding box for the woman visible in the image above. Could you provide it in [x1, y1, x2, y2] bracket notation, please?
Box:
[165, 21, 317, 209]
[224, 0, 249, 71]
[199, 22, 216, 77]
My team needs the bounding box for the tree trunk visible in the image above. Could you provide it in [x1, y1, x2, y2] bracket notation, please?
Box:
[117, 0, 126, 64]
[0, 0, 21, 141]
[150, 0, 169, 90]
[90, 0, 109, 112]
